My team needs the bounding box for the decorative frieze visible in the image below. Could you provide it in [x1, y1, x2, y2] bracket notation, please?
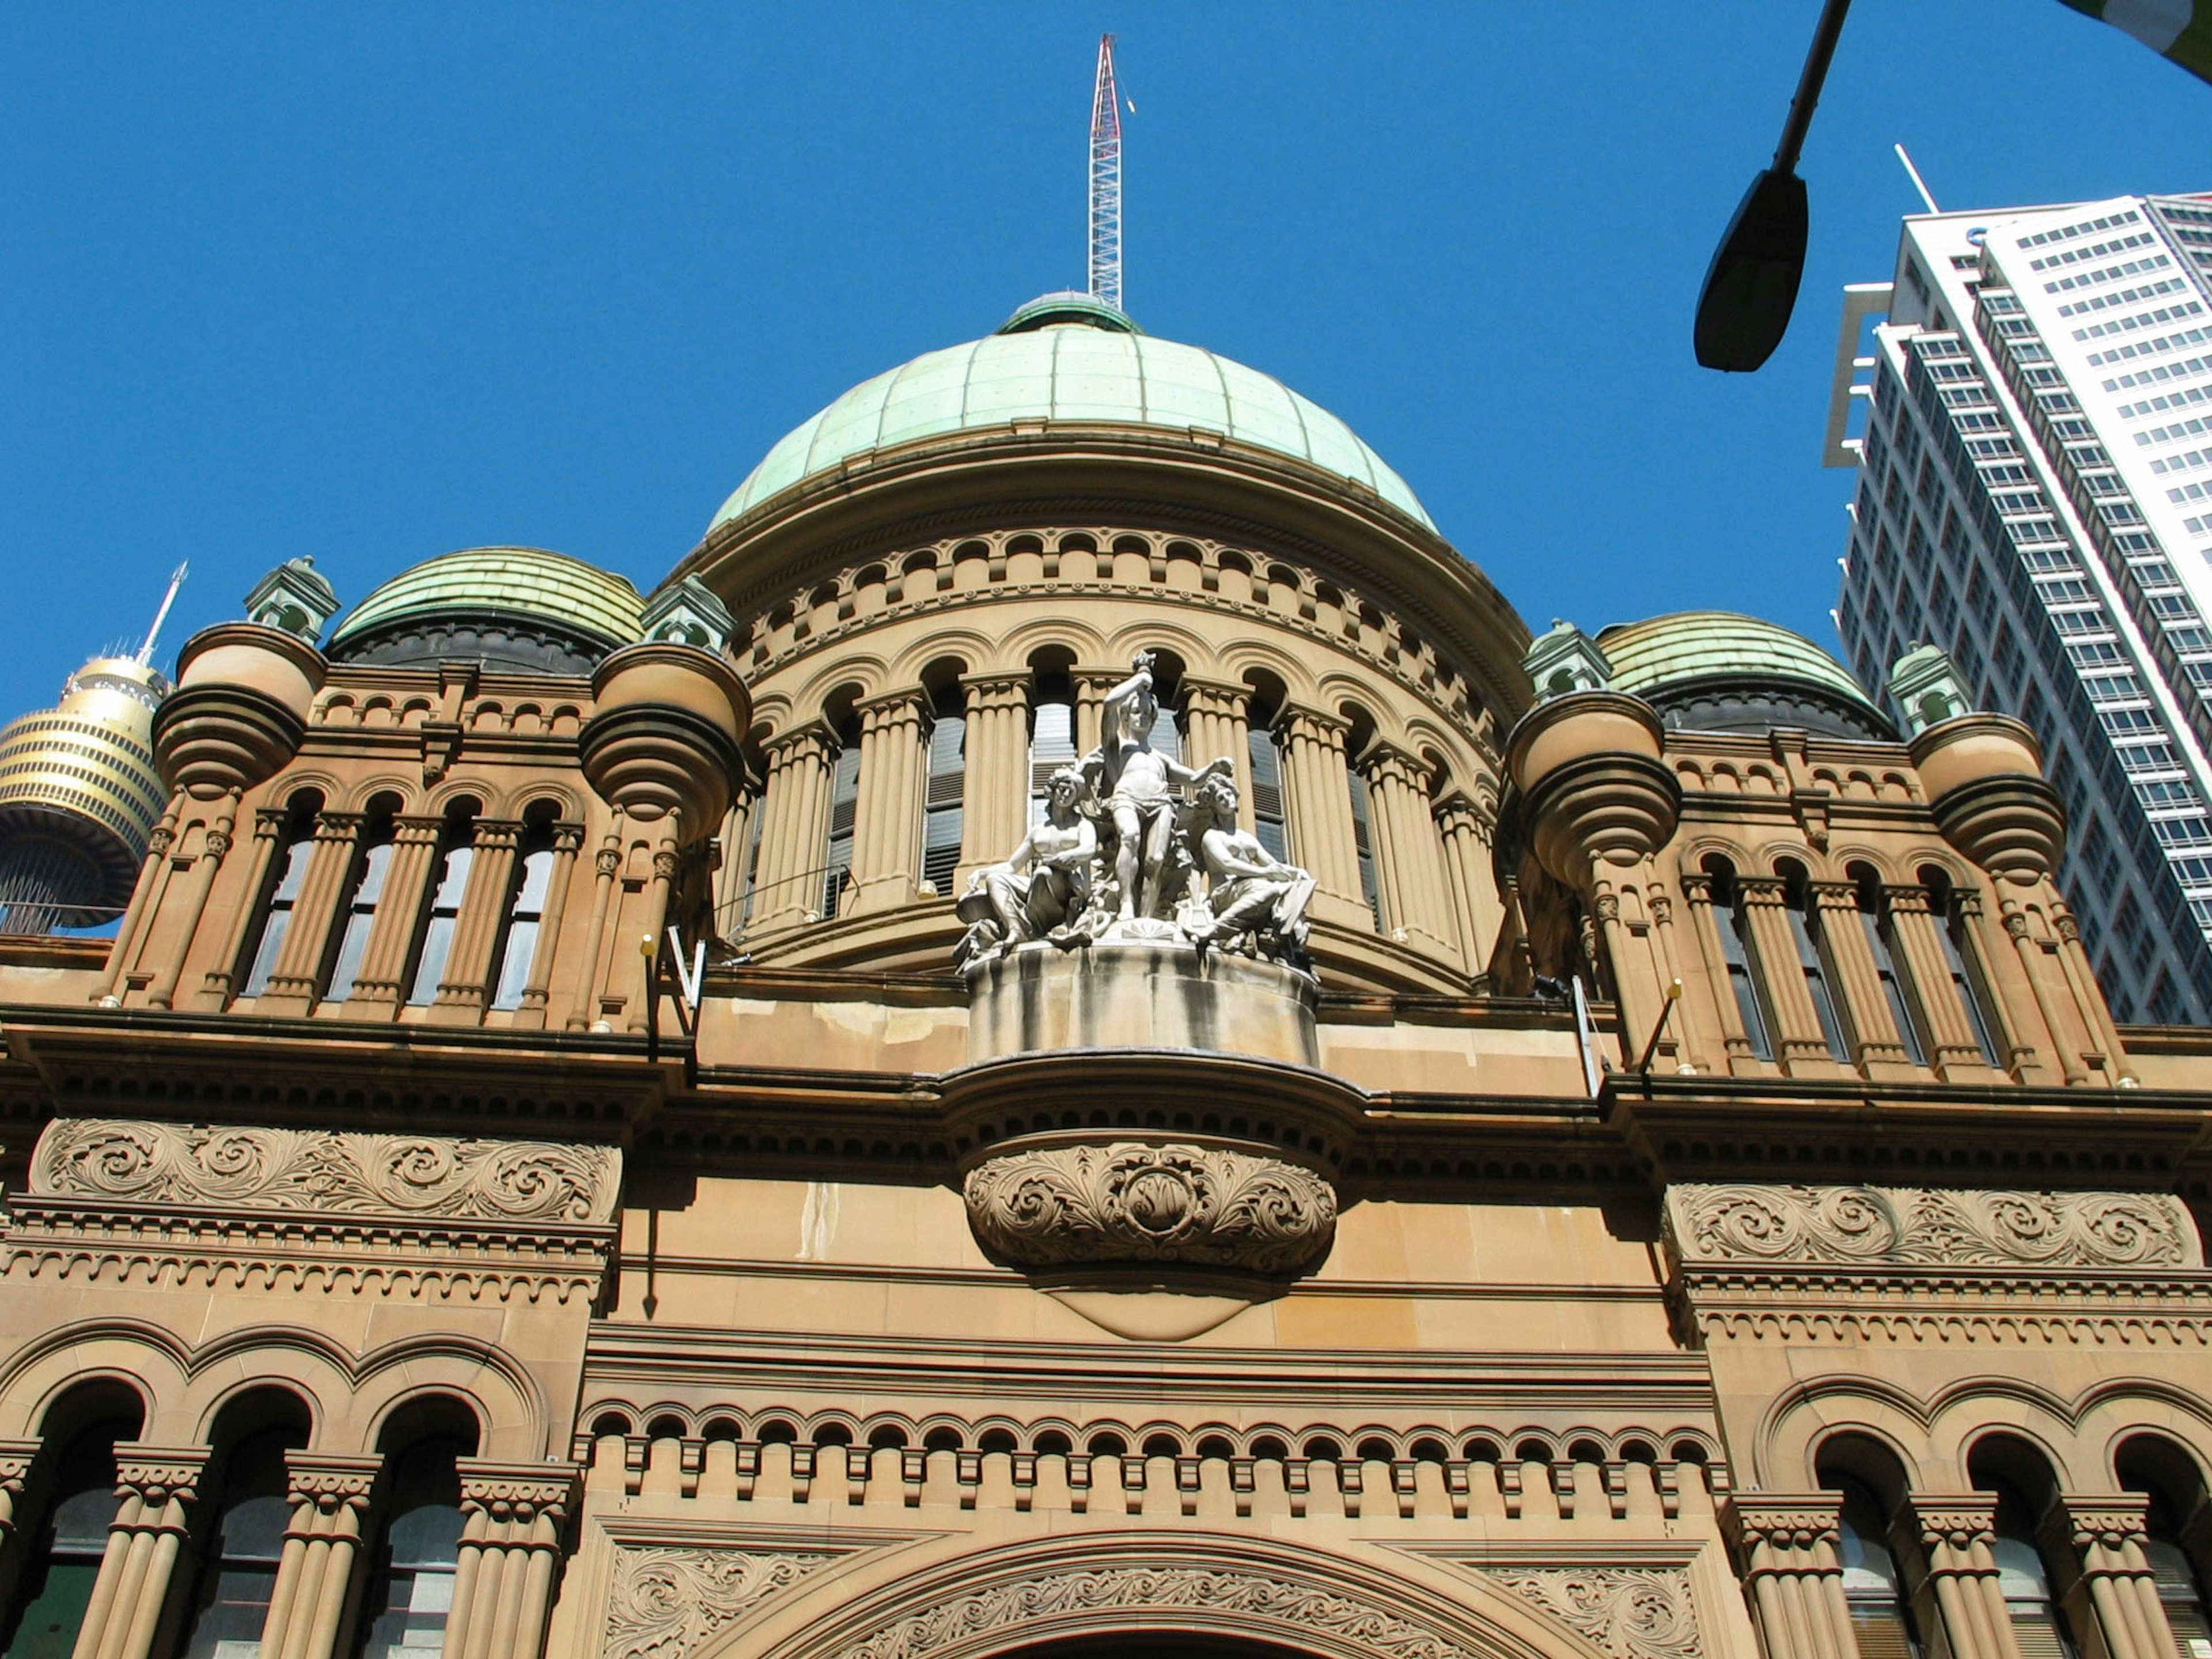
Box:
[1665, 1183, 2199, 1270]
[1490, 1570, 1700, 1659]
[603, 1547, 838, 1659]
[963, 1139, 1337, 1278]
[33, 1120, 620, 1224]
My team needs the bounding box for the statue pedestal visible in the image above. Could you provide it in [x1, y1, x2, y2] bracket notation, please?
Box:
[962, 942, 1319, 1067]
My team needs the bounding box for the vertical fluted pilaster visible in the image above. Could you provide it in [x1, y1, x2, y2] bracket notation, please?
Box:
[1913, 1496, 2025, 1659]
[1433, 790, 1502, 981]
[1681, 872, 1762, 1074]
[95, 796, 183, 1005]
[712, 791, 756, 920]
[1883, 886, 2002, 1080]
[259, 1453, 380, 1659]
[194, 807, 287, 1010]
[442, 1462, 577, 1659]
[1999, 896, 2091, 1085]
[1277, 705, 1368, 930]
[1180, 679, 1253, 833]
[512, 823, 584, 1030]
[2050, 903, 2138, 1085]
[257, 812, 365, 1015]
[143, 799, 239, 1010]
[428, 820, 522, 1024]
[1809, 881, 1914, 1077]
[751, 725, 839, 934]
[849, 691, 927, 915]
[2060, 1495, 2171, 1659]
[1646, 888, 1713, 1075]
[1730, 1497, 1855, 1659]
[71, 1448, 205, 1659]
[1737, 878, 1850, 1078]
[624, 839, 681, 1034]
[1359, 744, 1458, 964]
[340, 815, 443, 1019]
[955, 673, 1032, 889]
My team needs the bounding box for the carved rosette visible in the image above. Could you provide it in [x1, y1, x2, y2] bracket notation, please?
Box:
[963, 1137, 1337, 1280]
[1665, 1182, 2199, 1269]
[34, 1120, 620, 1225]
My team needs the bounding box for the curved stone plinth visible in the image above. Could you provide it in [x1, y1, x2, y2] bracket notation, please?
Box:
[963, 941, 1318, 1068]
[963, 1131, 1338, 1283]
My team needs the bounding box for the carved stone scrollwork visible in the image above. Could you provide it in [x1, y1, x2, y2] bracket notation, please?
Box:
[963, 1138, 1337, 1279]
[35, 1120, 621, 1225]
[1665, 1182, 2199, 1269]
[1490, 1570, 1700, 1659]
[604, 1547, 838, 1659]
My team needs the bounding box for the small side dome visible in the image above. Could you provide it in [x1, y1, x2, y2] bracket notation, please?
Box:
[328, 547, 643, 675]
[1596, 611, 1893, 741]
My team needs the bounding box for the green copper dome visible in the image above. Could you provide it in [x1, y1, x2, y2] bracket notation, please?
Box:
[711, 296, 1433, 531]
[1596, 612, 1890, 741]
[329, 547, 643, 675]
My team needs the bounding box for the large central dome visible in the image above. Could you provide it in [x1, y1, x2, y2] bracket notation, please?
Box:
[711, 293, 1432, 531]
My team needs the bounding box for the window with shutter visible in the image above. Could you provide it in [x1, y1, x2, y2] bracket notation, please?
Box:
[823, 740, 861, 919]
[1248, 726, 1287, 860]
[1347, 770, 1381, 930]
[923, 703, 965, 893]
[1029, 698, 1076, 826]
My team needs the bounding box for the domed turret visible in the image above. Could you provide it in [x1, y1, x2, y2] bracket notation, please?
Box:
[327, 546, 644, 675]
[0, 656, 169, 933]
[1596, 611, 1893, 741]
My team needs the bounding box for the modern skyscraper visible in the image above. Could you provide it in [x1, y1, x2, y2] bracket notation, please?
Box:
[1830, 193, 2212, 1024]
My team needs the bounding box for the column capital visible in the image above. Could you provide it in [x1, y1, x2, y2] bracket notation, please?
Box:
[471, 819, 526, 850]
[1808, 880, 1862, 911]
[313, 812, 366, 839]
[114, 1444, 211, 1510]
[456, 1458, 581, 1528]
[1679, 872, 1715, 903]
[550, 820, 587, 853]
[1725, 1492, 1844, 1571]
[284, 1450, 382, 1513]
[0, 1437, 38, 1496]
[1179, 676, 1249, 714]
[394, 815, 447, 843]
[1279, 703, 1350, 744]
[959, 671, 1033, 713]
[764, 722, 838, 764]
[1736, 876, 1789, 906]
[858, 688, 929, 726]
[1359, 741, 1433, 793]
[253, 806, 291, 834]
[2058, 1490, 2153, 1553]
[1910, 1491, 1999, 1555]
[1881, 883, 1934, 915]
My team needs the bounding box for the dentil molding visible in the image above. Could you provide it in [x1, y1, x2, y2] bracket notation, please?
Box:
[34, 1118, 620, 1225]
[963, 1139, 1336, 1278]
[1665, 1182, 2199, 1270]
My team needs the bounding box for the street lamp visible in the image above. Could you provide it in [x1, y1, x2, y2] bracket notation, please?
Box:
[1694, 0, 1854, 372]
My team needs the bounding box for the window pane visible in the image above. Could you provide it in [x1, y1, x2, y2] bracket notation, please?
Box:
[240, 836, 316, 997]
[357, 1503, 463, 1659]
[325, 840, 394, 1003]
[408, 844, 474, 1005]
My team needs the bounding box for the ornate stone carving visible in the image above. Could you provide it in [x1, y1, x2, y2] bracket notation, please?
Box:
[1490, 1570, 1699, 1659]
[35, 1120, 620, 1225]
[844, 1566, 1474, 1659]
[956, 651, 1313, 971]
[1666, 1183, 2198, 1269]
[963, 1139, 1336, 1278]
[604, 1547, 836, 1659]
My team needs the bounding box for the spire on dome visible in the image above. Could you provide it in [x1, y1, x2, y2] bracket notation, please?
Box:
[1088, 33, 1124, 312]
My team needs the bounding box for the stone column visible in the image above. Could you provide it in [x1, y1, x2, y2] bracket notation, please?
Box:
[444, 1461, 578, 1659]
[259, 1453, 381, 1659]
[1998, 896, 2091, 1086]
[341, 815, 444, 1020]
[1680, 872, 1762, 1073]
[1180, 679, 1253, 832]
[512, 823, 584, 1030]
[193, 807, 287, 1010]
[624, 842, 681, 1035]
[2049, 904, 2138, 1085]
[1954, 886, 2055, 1084]
[428, 820, 522, 1024]
[71, 1447, 206, 1659]
[1911, 1495, 2024, 1659]
[955, 673, 1032, 888]
[256, 812, 365, 1016]
[1730, 1495, 1858, 1659]
[1433, 791, 1501, 978]
[848, 691, 927, 915]
[565, 828, 623, 1032]
[2047, 1495, 2171, 1659]
[1647, 888, 1714, 1075]
[1072, 668, 1120, 757]
[1277, 705, 1368, 930]
[95, 798, 182, 1005]
[1737, 878, 1850, 1078]
[712, 791, 756, 922]
[143, 801, 240, 1010]
[1883, 885, 2002, 1081]
[752, 725, 838, 933]
[1359, 745, 1458, 964]
[1808, 881, 1914, 1077]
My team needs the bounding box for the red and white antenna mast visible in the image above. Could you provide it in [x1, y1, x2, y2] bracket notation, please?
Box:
[1088, 33, 1123, 311]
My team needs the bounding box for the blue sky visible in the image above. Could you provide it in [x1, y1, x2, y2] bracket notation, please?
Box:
[3, 3, 2209, 718]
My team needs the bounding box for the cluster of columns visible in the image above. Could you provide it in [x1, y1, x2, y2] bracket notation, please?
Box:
[444, 1461, 578, 1659]
[1733, 1490, 2193, 1659]
[729, 667, 1504, 973]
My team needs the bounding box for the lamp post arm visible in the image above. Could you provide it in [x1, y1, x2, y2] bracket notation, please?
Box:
[1772, 0, 1854, 176]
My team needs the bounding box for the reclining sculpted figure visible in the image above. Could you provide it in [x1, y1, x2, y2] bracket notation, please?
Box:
[955, 766, 1100, 967]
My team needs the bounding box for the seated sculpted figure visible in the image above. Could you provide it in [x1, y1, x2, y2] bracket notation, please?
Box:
[955, 766, 1100, 967]
[1181, 774, 1315, 965]
[1084, 652, 1232, 927]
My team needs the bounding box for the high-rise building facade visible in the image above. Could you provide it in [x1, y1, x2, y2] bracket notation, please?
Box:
[1831, 194, 2212, 1025]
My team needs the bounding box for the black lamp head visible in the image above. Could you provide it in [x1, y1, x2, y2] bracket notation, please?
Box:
[1694, 168, 1811, 373]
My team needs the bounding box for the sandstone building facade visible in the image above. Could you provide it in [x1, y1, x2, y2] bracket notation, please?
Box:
[0, 291, 2207, 1659]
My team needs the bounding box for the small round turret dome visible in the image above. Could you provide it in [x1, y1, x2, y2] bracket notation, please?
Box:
[1597, 611, 1892, 741]
[328, 546, 643, 675]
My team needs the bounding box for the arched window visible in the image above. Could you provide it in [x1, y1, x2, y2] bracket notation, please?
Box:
[179, 1423, 306, 1659]
[2118, 1437, 2212, 1657]
[1923, 868, 2002, 1066]
[1248, 725, 1288, 860]
[1781, 864, 1851, 1062]
[923, 684, 966, 894]
[0, 1404, 138, 1659]
[1834, 1475, 1922, 1659]
[240, 796, 321, 997]
[1988, 1486, 2078, 1659]
[821, 716, 862, 921]
[407, 809, 479, 1005]
[1853, 866, 1928, 1067]
[1702, 857, 1773, 1062]
[489, 820, 557, 1011]
[324, 806, 399, 1003]
[353, 1438, 468, 1659]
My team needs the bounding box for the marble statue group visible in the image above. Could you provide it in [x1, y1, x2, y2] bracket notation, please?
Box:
[955, 653, 1316, 971]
